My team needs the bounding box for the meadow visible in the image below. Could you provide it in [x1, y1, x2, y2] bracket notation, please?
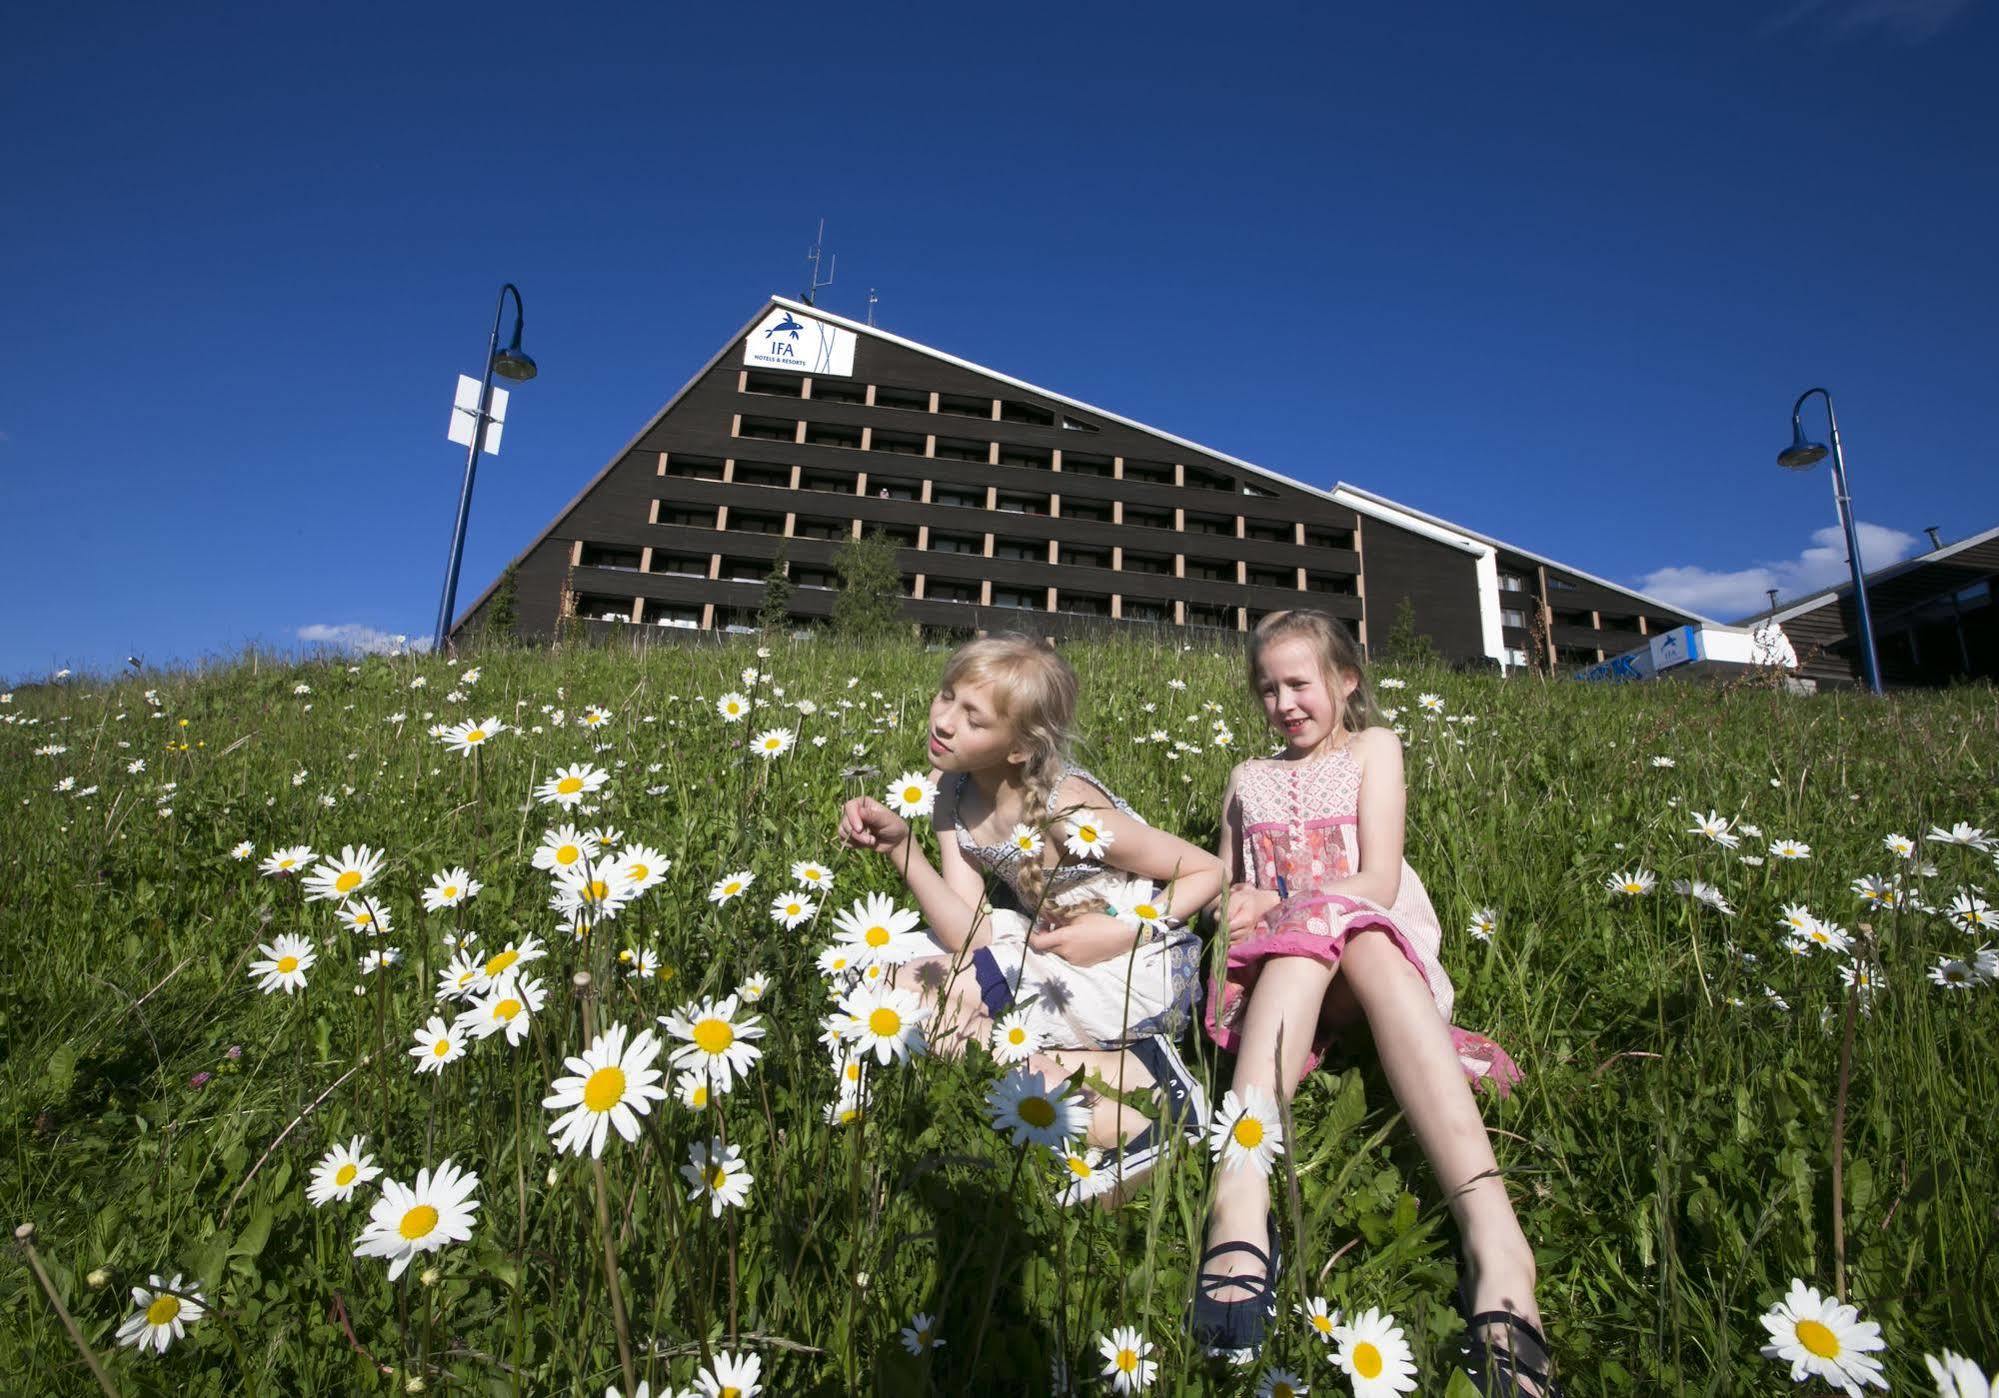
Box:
[2, 632, 1994, 1396]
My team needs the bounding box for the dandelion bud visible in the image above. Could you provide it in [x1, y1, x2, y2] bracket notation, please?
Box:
[86, 1267, 110, 1289]
[419, 1267, 440, 1288]
[546, 1166, 559, 1187]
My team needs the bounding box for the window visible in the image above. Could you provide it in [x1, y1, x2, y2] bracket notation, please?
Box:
[1060, 498, 1112, 523]
[870, 430, 926, 456]
[869, 475, 921, 501]
[1186, 559, 1234, 582]
[1185, 510, 1236, 537]
[663, 454, 726, 481]
[997, 444, 1051, 470]
[792, 517, 849, 540]
[1240, 482, 1278, 497]
[1553, 608, 1593, 629]
[1955, 580, 1991, 607]
[994, 540, 1043, 563]
[1504, 647, 1529, 667]
[1123, 505, 1173, 531]
[1121, 551, 1172, 575]
[1123, 459, 1174, 485]
[932, 485, 985, 510]
[799, 469, 853, 494]
[809, 379, 866, 405]
[873, 384, 930, 412]
[573, 593, 633, 622]
[1060, 545, 1110, 569]
[1244, 520, 1290, 544]
[995, 491, 1047, 515]
[650, 552, 709, 578]
[1547, 575, 1580, 592]
[731, 461, 791, 489]
[864, 523, 919, 547]
[1305, 527, 1355, 551]
[742, 370, 802, 397]
[1059, 415, 1099, 432]
[937, 393, 992, 419]
[999, 399, 1055, 426]
[657, 504, 718, 530]
[1123, 599, 1168, 623]
[1246, 566, 1293, 590]
[927, 578, 979, 604]
[1307, 572, 1358, 596]
[803, 420, 862, 449]
[1185, 466, 1236, 493]
[1061, 453, 1114, 477]
[933, 435, 989, 463]
[578, 543, 642, 572]
[651, 606, 701, 630]
[1498, 572, 1528, 593]
[792, 566, 839, 589]
[1186, 602, 1235, 629]
[718, 556, 768, 581]
[927, 531, 983, 555]
[1060, 592, 1111, 617]
[736, 415, 795, 442]
[1500, 609, 1527, 629]
[728, 511, 786, 537]
[992, 586, 1043, 610]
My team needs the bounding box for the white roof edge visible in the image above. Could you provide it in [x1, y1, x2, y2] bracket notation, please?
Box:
[1329, 481, 1725, 625]
[1326, 486, 1486, 557]
[1760, 520, 1999, 624]
[450, 301, 778, 635]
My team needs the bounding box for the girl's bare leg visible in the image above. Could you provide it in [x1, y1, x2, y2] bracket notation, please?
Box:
[1040, 1047, 1157, 1149]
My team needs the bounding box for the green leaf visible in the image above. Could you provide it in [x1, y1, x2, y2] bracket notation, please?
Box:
[45, 1043, 77, 1098]
[232, 1201, 273, 1259]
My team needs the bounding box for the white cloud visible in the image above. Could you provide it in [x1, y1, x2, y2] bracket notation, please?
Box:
[296, 624, 432, 655]
[1635, 522, 1922, 621]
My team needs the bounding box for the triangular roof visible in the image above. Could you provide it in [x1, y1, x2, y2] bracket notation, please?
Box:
[454, 294, 1715, 631]
[1756, 521, 1999, 624]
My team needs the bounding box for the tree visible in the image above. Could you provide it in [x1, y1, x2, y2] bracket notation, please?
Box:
[756, 544, 795, 634]
[831, 529, 906, 641]
[1378, 595, 1439, 664]
[482, 563, 520, 639]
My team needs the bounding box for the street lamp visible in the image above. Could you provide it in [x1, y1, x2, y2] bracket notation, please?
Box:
[433, 283, 536, 655]
[1777, 387, 1882, 694]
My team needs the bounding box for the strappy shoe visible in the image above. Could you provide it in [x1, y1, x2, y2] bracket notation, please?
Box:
[1455, 1304, 1562, 1397]
[1128, 1032, 1211, 1141]
[1188, 1210, 1281, 1356]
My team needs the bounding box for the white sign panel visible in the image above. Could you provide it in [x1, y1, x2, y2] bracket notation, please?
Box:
[744, 307, 856, 377]
[447, 374, 507, 455]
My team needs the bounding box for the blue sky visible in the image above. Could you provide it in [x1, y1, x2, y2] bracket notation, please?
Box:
[3, 1, 1994, 683]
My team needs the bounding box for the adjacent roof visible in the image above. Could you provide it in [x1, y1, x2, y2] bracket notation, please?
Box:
[453, 293, 1716, 631]
[1757, 521, 1999, 625]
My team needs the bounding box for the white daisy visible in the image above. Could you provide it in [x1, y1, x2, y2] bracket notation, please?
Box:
[830, 891, 927, 966]
[900, 1311, 945, 1355]
[736, 973, 771, 1003]
[615, 843, 671, 895]
[1672, 878, 1737, 916]
[1803, 919, 1853, 954]
[1416, 692, 1445, 714]
[770, 891, 818, 929]
[458, 974, 546, 1046]
[836, 983, 929, 1065]
[1006, 823, 1045, 859]
[1758, 1277, 1888, 1395]
[1769, 839, 1812, 861]
[1209, 1085, 1285, 1175]
[1926, 1351, 1998, 1398]
[790, 859, 834, 891]
[1948, 891, 1994, 934]
[1687, 809, 1740, 849]
[358, 946, 402, 976]
[229, 840, 254, 860]
[1605, 868, 1656, 897]
[436, 949, 482, 1002]
[1883, 832, 1918, 858]
[1063, 812, 1115, 861]
[1466, 908, 1497, 942]
[410, 1015, 467, 1074]
[659, 995, 766, 1091]
[1928, 822, 1993, 853]
[439, 716, 505, 755]
[675, 1068, 719, 1110]
[1297, 1295, 1341, 1344]
[115, 1273, 206, 1354]
[1256, 1368, 1309, 1398]
[259, 844, 316, 877]
[535, 762, 609, 810]
[579, 704, 613, 729]
[990, 1010, 1042, 1065]
[543, 1022, 669, 1158]
[302, 843, 387, 903]
[307, 1135, 382, 1206]
[1055, 1145, 1114, 1205]
[1098, 1325, 1157, 1394]
[1333, 1307, 1418, 1396]
[532, 824, 601, 875]
[680, 1137, 755, 1216]
[708, 870, 756, 904]
[1930, 957, 1979, 990]
[352, 1157, 480, 1281]
[986, 1067, 1091, 1149]
[752, 727, 795, 759]
[337, 898, 392, 936]
[715, 692, 751, 722]
[422, 866, 483, 911]
[248, 934, 316, 995]
[473, 935, 547, 993]
[885, 771, 938, 818]
[551, 863, 635, 918]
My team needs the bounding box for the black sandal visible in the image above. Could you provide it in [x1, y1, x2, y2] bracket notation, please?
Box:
[1188, 1210, 1281, 1356]
[1455, 1307, 1562, 1396]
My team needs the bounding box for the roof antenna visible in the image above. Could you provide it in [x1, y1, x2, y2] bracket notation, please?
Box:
[866, 287, 878, 326]
[802, 218, 836, 306]
[1924, 526, 1943, 550]
[1765, 587, 1780, 615]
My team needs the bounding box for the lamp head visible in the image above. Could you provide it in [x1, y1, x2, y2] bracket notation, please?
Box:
[492, 347, 538, 382]
[1777, 422, 1827, 470]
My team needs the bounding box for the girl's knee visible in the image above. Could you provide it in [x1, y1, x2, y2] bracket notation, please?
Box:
[1340, 930, 1423, 997]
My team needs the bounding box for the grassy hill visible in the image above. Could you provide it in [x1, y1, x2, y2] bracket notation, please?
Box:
[2, 634, 1994, 1394]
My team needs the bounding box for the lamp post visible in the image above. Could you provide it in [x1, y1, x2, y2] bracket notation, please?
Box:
[1777, 387, 1882, 694]
[433, 283, 538, 654]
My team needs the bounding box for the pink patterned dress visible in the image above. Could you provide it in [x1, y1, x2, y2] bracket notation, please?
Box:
[1202, 745, 1520, 1094]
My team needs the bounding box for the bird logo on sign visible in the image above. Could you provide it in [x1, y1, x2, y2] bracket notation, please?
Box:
[765, 313, 805, 341]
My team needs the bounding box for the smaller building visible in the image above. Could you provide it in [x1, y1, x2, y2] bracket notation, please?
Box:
[1748, 524, 1999, 689]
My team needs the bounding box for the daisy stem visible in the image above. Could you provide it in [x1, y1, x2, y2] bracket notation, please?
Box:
[10, 1225, 118, 1398]
[964, 1141, 1033, 1378]
[510, 1064, 527, 1398]
[214, 1301, 261, 1398]
[1830, 961, 1861, 1298]
[579, 980, 638, 1396]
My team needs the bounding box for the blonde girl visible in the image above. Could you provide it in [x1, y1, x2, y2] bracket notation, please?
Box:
[838, 635, 1224, 1190]
[1191, 610, 1555, 1395]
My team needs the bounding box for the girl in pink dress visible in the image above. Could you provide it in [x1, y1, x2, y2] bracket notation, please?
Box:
[1190, 610, 1558, 1395]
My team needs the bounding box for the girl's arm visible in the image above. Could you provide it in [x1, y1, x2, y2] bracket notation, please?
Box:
[1321, 727, 1406, 907]
[1217, 765, 1282, 942]
[837, 769, 993, 952]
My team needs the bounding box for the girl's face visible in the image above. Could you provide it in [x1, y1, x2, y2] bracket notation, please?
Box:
[1256, 635, 1359, 754]
[928, 677, 1022, 773]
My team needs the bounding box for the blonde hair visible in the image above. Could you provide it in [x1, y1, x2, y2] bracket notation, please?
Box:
[1247, 609, 1382, 737]
[940, 635, 1078, 909]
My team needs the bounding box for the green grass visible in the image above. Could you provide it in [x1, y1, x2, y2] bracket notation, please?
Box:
[2, 633, 1994, 1395]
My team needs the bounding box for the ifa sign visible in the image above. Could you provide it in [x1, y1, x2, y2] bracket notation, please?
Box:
[743, 308, 857, 378]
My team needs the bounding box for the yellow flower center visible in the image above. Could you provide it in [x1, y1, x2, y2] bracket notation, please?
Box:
[466, 729, 485, 742]
[583, 1065, 627, 1113]
[903, 786, 922, 803]
[707, 1165, 728, 1189]
[442, 885, 457, 899]
[842, 1061, 860, 1083]
[276, 955, 299, 974]
[555, 845, 580, 865]
[557, 775, 583, 794]
[690, 1085, 709, 1107]
[720, 1388, 742, 1398]
[764, 738, 781, 751]
[146, 1295, 181, 1325]
[585, 879, 610, 901]
[484, 949, 520, 977]
[1311, 1313, 1333, 1333]
[1232, 1116, 1265, 1149]
[335, 870, 362, 893]
[1006, 1027, 1026, 1045]
[1066, 1155, 1093, 1178]
[1353, 1340, 1383, 1378]
[278, 858, 296, 869]
[1796, 1319, 1840, 1359]
[1117, 1348, 1138, 1374]
[630, 863, 650, 881]
[1017, 1096, 1057, 1129]
[1077, 825, 1098, 843]
[693, 1018, 735, 1054]
[433, 1040, 452, 1057]
[865, 925, 890, 946]
[495, 999, 523, 1021]
[723, 881, 743, 896]
[1135, 903, 1161, 921]
[398, 1205, 439, 1240]
[1274, 1385, 1296, 1398]
[335, 1163, 358, 1186]
[805, 868, 823, 882]
[868, 1007, 902, 1037]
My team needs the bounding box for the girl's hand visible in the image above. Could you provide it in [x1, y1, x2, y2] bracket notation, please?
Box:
[839, 796, 910, 854]
[1224, 883, 1280, 944]
[1028, 911, 1138, 966]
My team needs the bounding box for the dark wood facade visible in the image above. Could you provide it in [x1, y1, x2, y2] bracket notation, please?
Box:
[452, 299, 1701, 667]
